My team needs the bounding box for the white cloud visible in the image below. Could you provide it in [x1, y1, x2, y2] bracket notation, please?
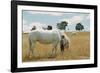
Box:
[23, 22, 47, 33]
[23, 20, 29, 33]
[61, 15, 88, 25]
[28, 11, 64, 16]
[23, 24, 30, 33]
[70, 15, 84, 24]
[29, 22, 47, 29]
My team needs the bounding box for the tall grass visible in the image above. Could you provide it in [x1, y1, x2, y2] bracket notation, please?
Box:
[22, 32, 90, 62]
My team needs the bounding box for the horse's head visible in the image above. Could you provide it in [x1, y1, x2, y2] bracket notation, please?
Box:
[60, 34, 70, 52]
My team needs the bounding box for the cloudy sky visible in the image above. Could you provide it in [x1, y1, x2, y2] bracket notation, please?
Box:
[22, 10, 90, 33]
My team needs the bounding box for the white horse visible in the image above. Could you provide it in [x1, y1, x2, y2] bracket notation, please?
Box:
[28, 29, 70, 58]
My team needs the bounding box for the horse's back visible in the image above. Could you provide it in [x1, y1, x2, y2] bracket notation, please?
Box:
[29, 29, 61, 44]
[38, 30, 60, 43]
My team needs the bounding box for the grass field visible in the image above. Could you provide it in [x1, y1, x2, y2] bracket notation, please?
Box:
[22, 32, 90, 62]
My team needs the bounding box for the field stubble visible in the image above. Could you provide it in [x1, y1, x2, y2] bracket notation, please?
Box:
[22, 32, 90, 62]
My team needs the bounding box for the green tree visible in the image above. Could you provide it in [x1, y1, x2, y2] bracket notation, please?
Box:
[57, 21, 68, 30]
[75, 23, 84, 31]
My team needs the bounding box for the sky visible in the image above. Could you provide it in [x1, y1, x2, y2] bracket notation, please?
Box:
[22, 10, 90, 33]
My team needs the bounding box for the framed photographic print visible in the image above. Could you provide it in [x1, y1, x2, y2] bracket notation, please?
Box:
[11, 0, 97, 72]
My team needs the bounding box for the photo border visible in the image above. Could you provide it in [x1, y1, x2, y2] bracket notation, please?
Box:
[11, 1, 97, 72]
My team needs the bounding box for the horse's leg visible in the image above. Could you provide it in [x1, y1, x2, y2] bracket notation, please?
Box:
[31, 41, 35, 58]
[54, 42, 58, 56]
[51, 47, 55, 57]
[50, 44, 55, 57]
[51, 41, 58, 57]
[28, 38, 35, 59]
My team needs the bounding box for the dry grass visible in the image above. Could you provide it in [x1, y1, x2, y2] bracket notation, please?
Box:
[22, 32, 90, 62]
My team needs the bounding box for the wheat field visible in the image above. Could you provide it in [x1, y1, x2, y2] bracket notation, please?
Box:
[22, 32, 90, 62]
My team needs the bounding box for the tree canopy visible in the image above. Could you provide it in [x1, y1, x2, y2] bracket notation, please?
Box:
[75, 23, 84, 31]
[57, 21, 68, 30]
